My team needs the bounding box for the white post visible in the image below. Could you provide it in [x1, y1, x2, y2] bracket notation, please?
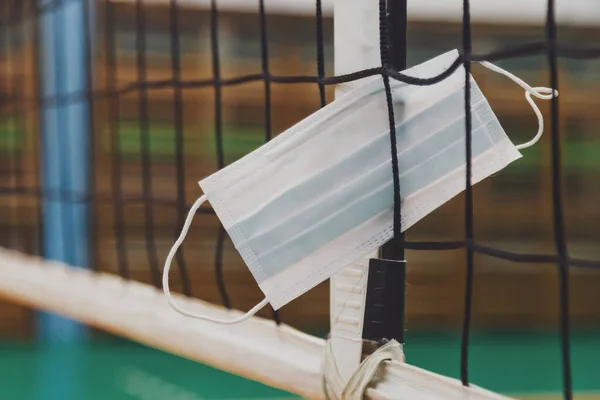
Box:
[329, 0, 381, 386]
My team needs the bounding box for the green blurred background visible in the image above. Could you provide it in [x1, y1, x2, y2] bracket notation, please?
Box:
[2, 331, 600, 399]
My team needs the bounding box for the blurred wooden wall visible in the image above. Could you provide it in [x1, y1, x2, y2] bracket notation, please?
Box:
[1, 4, 600, 339]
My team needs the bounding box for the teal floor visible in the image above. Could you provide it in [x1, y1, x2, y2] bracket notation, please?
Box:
[1, 331, 599, 400]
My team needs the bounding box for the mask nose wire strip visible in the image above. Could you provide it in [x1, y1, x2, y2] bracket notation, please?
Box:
[163, 194, 269, 324]
[478, 61, 558, 150]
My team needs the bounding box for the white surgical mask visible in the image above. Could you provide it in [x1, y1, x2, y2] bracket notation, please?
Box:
[163, 50, 557, 324]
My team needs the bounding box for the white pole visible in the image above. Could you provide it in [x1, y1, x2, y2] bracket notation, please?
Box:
[329, 0, 381, 386]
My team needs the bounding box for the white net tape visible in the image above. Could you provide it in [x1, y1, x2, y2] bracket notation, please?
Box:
[0, 248, 512, 399]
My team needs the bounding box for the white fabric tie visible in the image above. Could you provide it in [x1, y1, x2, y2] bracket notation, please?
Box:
[162, 194, 268, 324]
[323, 339, 405, 400]
[478, 61, 558, 150]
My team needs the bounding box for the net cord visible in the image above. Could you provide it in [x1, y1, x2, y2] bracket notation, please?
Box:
[0, 1, 599, 397]
[103, 0, 130, 280]
[545, 0, 573, 398]
[460, 0, 474, 385]
[134, 0, 161, 288]
[169, 0, 192, 296]
[257, 0, 281, 324]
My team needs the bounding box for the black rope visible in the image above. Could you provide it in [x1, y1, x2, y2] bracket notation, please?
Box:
[546, 1, 572, 398]
[1, 6, 598, 397]
[210, 0, 224, 171]
[169, 0, 192, 296]
[380, 0, 408, 267]
[135, 0, 161, 288]
[4, 1, 15, 248]
[82, 0, 97, 271]
[378, 0, 402, 260]
[14, 3, 26, 239]
[210, 0, 231, 310]
[2, 182, 600, 268]
[29, 0, 45, 256]
[376, 0, 409, 345]
[257, 0, 280, 325]
[6, 38, 600, 115]
[405, 240, 466, 251]
[258, 0, 272, 142]
[315, 0, 326, 108]
[4, 0, 24, 250]
[102, 0, 129, 280]
[460, 0, 475, 387]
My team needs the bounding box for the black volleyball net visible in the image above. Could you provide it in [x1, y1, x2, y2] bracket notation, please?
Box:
[1, 1, 600, 399]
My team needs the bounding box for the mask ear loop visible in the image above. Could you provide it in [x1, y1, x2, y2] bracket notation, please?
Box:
[162, 194, 269, 325]
[478, 61, 558, 150]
